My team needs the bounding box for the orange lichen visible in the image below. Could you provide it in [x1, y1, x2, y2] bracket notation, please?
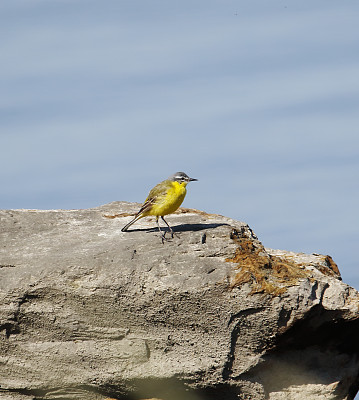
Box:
[315, 254, 341, 278]
[226, 235, 310, 296]
[103, 207, 214, 219]
[174, 207, 219, 217]
[103, 212, 134, 219]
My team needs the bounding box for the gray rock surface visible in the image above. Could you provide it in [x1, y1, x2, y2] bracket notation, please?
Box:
[0, 202, 358, 400]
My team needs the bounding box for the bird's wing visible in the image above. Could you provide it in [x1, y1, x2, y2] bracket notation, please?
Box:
[137, 180, 169, 215]
[137, 196, 156, 215]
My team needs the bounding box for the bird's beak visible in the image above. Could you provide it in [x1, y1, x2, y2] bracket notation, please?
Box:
[189, 177, 198, 181]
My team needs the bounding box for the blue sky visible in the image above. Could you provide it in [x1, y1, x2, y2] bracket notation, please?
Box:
[1, 1, 359, 290]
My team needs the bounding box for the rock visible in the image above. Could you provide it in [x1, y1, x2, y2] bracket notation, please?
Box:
[0, 202, 358, 400]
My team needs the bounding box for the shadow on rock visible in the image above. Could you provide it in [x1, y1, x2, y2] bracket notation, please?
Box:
[125, 223, 229, 234]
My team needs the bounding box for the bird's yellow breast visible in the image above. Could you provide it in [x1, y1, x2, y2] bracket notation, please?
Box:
[149, 181, 187, 217]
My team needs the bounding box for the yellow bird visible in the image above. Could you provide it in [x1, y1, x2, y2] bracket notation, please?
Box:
[121, 172, 197, 241]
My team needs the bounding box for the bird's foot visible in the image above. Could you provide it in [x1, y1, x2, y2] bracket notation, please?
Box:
[161, 233, 171, 244]
[160, 230, 177, 243]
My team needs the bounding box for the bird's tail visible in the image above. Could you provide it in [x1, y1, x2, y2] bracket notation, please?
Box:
[121, 214, 144, 232]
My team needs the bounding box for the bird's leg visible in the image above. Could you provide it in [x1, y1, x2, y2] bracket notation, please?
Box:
[156, 217, 167, 243]
[161, 216, 174, 239]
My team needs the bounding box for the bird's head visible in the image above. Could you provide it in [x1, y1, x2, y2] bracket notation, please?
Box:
[169, 172, 198, 183]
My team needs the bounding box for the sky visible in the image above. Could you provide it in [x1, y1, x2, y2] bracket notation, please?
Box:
[1, 1, 359, 292]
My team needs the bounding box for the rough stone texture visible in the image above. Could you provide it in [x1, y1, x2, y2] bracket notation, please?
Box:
[0, 202, 358, 400]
